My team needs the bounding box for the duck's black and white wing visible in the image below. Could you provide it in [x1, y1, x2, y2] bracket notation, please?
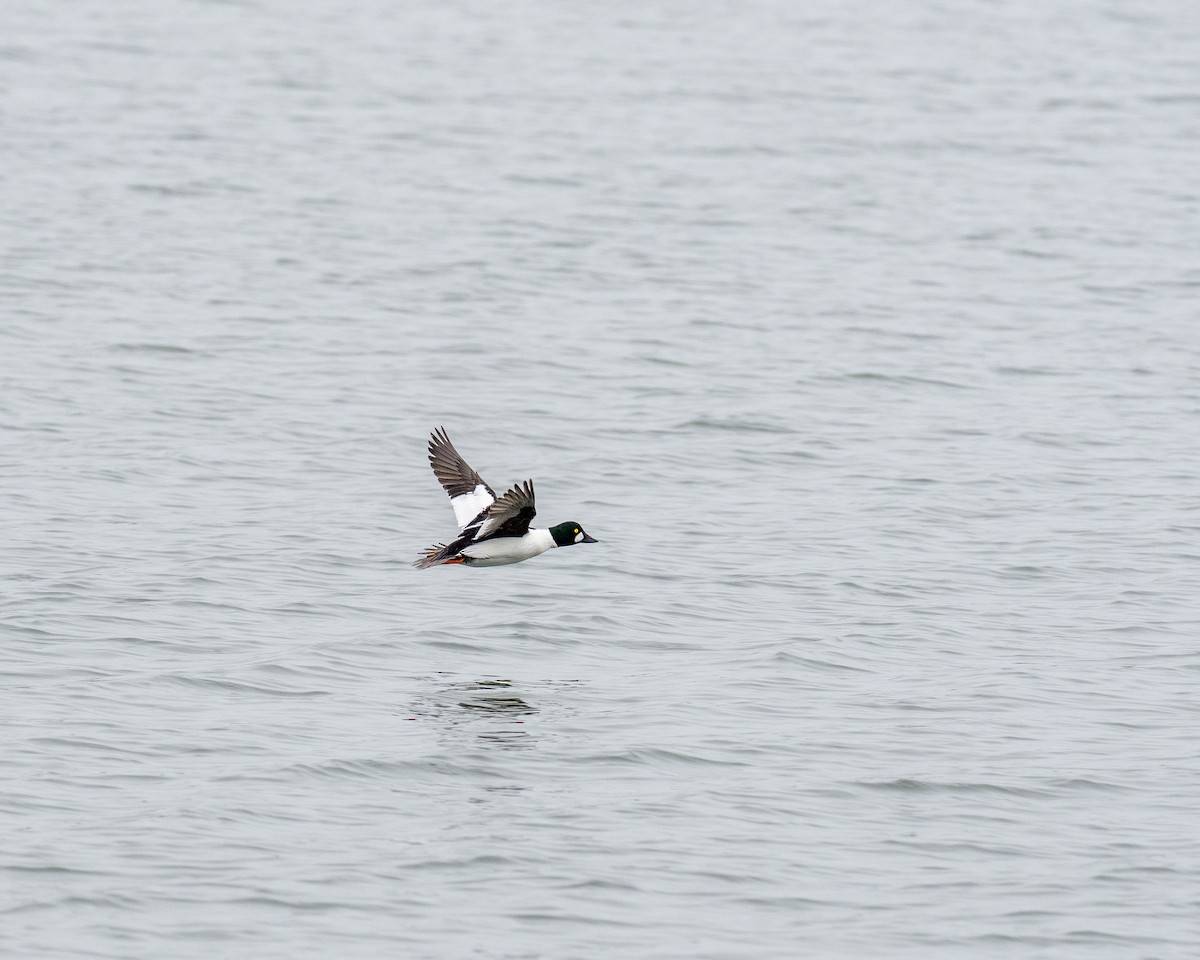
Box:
[471, 480, 537, 541]
[428, 428, 496, 529]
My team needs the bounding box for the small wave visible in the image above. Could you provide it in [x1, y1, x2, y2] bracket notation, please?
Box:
[155, 675, 331, 698]
[835, 371, 972, 390]
[857, 778, 1045, 797]
[574, 747, 751, 768]
[1048, 777, 1127, 792]
[679, 417, 794, 434]
[231, 756, 500, 784]
[110, 342, 198, 355]
[772, 651, 872, 673]
[994, 365, 1064, 377]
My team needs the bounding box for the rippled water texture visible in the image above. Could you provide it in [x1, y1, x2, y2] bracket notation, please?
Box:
[3, 0, 1199, 957]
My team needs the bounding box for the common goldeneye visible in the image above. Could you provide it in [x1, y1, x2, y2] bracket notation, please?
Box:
[414, 427, 599, 569]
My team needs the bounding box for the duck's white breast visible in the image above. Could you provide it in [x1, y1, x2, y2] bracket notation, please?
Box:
[460, 529, 554, 567]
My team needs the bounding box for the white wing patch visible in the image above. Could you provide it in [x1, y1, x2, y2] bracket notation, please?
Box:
[451, 483, 494, 530]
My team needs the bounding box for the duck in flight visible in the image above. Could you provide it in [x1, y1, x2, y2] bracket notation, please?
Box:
[414, 427, 599, 569]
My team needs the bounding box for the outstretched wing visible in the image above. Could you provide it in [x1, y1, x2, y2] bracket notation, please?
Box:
[470, 480, 537, 541]
[428, 427, 496, 529]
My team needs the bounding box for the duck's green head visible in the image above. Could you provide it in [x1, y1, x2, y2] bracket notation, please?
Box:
[550, 522, 599, 547]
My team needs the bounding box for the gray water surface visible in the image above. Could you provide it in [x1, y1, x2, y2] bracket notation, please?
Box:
[3, 1, 1199, 957]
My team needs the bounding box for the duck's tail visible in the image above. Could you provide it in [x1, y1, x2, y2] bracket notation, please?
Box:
[413, 543, 465, 569]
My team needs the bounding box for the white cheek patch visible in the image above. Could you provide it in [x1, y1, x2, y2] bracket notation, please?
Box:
[574, 532, 584, 543]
